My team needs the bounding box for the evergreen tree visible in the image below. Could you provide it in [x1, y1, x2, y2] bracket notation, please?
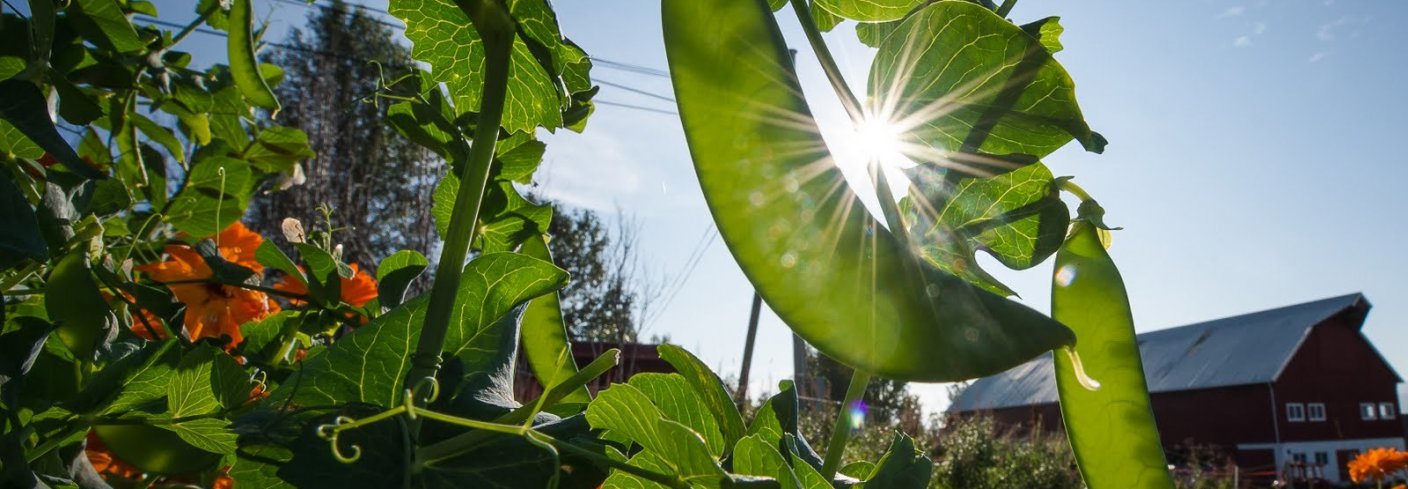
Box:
[250, 0, 440, 267]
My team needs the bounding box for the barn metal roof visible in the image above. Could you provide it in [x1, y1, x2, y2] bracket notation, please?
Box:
[950, 293, 1372, 412]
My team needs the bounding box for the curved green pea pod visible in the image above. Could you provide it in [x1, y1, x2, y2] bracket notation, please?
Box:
[228, 0, 280, 113]
[1053, 219, 1175, 488]
[661, 0, 1074, 381]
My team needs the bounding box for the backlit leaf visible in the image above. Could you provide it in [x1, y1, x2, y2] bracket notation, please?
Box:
[662, 0, 1074, 381]
[519, 233, 590, 405]
[165, 156, 252, 237]
[869, 1, 1104, 164]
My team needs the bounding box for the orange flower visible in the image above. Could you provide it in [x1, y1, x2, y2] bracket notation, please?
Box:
[136, 222, 277, 345]
[274, 263, 378, 308]
[85, 432, 143, 482]
[1349, 447, 1408, 483]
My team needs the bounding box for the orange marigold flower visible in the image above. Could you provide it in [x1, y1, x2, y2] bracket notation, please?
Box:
[274, 263, 378, 308]
[1349, 447, 1408, 483]
[136, 222, 278, 345]
[213, 474, 234, 489]
[85, 432, 143, 482]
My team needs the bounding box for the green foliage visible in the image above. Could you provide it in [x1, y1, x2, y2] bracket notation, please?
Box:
[931, 416, 1083, 489]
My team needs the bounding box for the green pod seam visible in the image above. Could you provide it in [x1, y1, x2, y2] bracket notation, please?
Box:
[662, 0, 1073, 381]
[1053, 220, 1175, 489]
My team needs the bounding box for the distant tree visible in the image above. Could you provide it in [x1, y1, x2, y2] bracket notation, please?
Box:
[249, 0, 440, 266]
[544, 203, 660, 343]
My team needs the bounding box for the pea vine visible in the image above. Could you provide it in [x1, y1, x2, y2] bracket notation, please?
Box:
[0, 0, 1175, 488]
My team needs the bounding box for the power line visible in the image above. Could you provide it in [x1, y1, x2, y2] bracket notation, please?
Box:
[589, 57, 670, 78]
[596, 79, 674, 104]
[595, 100, 676, 116]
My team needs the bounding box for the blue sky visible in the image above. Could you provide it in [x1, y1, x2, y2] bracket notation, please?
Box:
[146, 0, 1408, 414]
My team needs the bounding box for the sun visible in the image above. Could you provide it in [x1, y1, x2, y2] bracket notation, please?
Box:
[827, 109, 916, 229]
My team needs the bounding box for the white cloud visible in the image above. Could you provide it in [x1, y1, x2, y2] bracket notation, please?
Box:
[1234, 36, 1253, 47]
[1216, 6, 1246, 19]
[1317, 16, 1367, 41]
[1308, 51, 1329, 63]
[1253, 21, 1267, 35]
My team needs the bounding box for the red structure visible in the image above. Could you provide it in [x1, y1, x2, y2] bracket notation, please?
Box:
[950, 293, 1402, 486]
[513, 341, 676, 401]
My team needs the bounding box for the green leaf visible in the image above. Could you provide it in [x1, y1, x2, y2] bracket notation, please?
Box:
[0, 118, 43, 161]
[811, 1, 843, 32]
[44, 251, 116, 361]
[238, 311, 292, 359]
[228, 0, 280, 111]
[0, 175, 47, 268]
[497, 138, 546, 183]
[860, 433, 931, 488]
[585, 385, 726, 484]
[165, 156, 252, 237]
[1053, 220, 1175, 489]
[0, 79, 104, 179]
[656, 345, 746, 452]
[662, 0, 1074, 381]
[168, 344, 249, 417]
[294, 243, 345, 306]
[160, 418, 238, 455]
[745, 381, 824, 470]
[432, 173, 458, 237]
[52, 76, 103, 125]
[628, 373, 726, 456]
[519, 234, 590, 405]
[814, 0, 921, 22]
[130, 113, 186, 163]
[243, 126, 313, 172]
[855, 20, 901, 48]
[1023, 17, 1064, 54]
[905, 163, 1069, 295]
[71, 0, 147, 53]
[390, 0, 565, 133]
[256, 240, 305, 283]
[869, 1, 1105, 163]
[262, 252, 567, 408]
[375, 249, 429, 311]
[733, 434, 801, 489]
[96, 340, 180, 415]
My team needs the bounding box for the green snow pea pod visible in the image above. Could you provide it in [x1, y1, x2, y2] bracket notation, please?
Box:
[1052, 207, 1175, 489]
[661, 0, 1074, 381]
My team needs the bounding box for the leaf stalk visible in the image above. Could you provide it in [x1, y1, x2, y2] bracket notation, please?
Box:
[821, 369, 871, 480]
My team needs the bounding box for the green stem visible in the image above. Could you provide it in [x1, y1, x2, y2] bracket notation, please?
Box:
[821, 369, 871, 480]
[405, 0, 516, 405]
[528, 431, 689, 489]
[269, 311, 305, 367]
[414, 350, 621, 466]
[168, 4, 217, 50]
[788, 0, 863, 123]
[1056, 178, 1095, 203]
[994, 0, 1018, 17]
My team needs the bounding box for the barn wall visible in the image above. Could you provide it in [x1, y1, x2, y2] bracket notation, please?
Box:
[1273, 312, 1402, 442]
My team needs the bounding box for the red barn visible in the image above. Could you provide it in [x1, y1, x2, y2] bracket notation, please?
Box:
[950, 293, 1402, 485]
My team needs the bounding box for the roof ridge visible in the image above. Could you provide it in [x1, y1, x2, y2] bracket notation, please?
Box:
[1137, 292, 1364, 338]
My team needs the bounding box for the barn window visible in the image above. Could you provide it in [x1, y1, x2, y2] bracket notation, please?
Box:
[1381, 402, 1398, 420]
[1361, 403, 1379, 420]
[1314, 452, 1329, 465]
[1286, 403, 1305, 422]
[1307, 403, 1326, 422]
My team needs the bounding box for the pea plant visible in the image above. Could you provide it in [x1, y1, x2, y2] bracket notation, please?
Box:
[0, 0, 1176, 487]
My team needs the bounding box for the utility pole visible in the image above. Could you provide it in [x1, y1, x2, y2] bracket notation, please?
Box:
[736, 292, 763, 405]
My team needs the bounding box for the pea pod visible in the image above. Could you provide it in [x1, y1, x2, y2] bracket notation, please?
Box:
[228, 0, 280, 112]
[94, 424, 221, 475]
[1052, 216, 1175, 489]
[661, 0, 1073, 381]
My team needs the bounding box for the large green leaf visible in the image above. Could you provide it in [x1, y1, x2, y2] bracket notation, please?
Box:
[159, 418, 238, 455]
[0, 175, 47, 268]
[585, 384, 727, 485]
[167, 344, 250, 418]
[228, 0, 280, 111]
[390, 0, 565, 133]
[904, 163, 1069, 295]
[1052, 219, 1175, 489]
[519, 233, 590, 405]
[662, 0, 1073, 381]
[869, 1, 1104, 166]
[858, 433, 930, 488]
[0, 79, 104, 179]
[814, 0, 920, 22]
[656, 345, 745, 452]
[71, 0, 147, 54]
[262, 252, 567, 408]
[733, 434, 801, 489]
[628, 373, 726, 456]
[165, 156, 252, 237]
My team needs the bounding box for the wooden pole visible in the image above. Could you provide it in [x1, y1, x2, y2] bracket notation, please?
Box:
[736, 292, 763, 405]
